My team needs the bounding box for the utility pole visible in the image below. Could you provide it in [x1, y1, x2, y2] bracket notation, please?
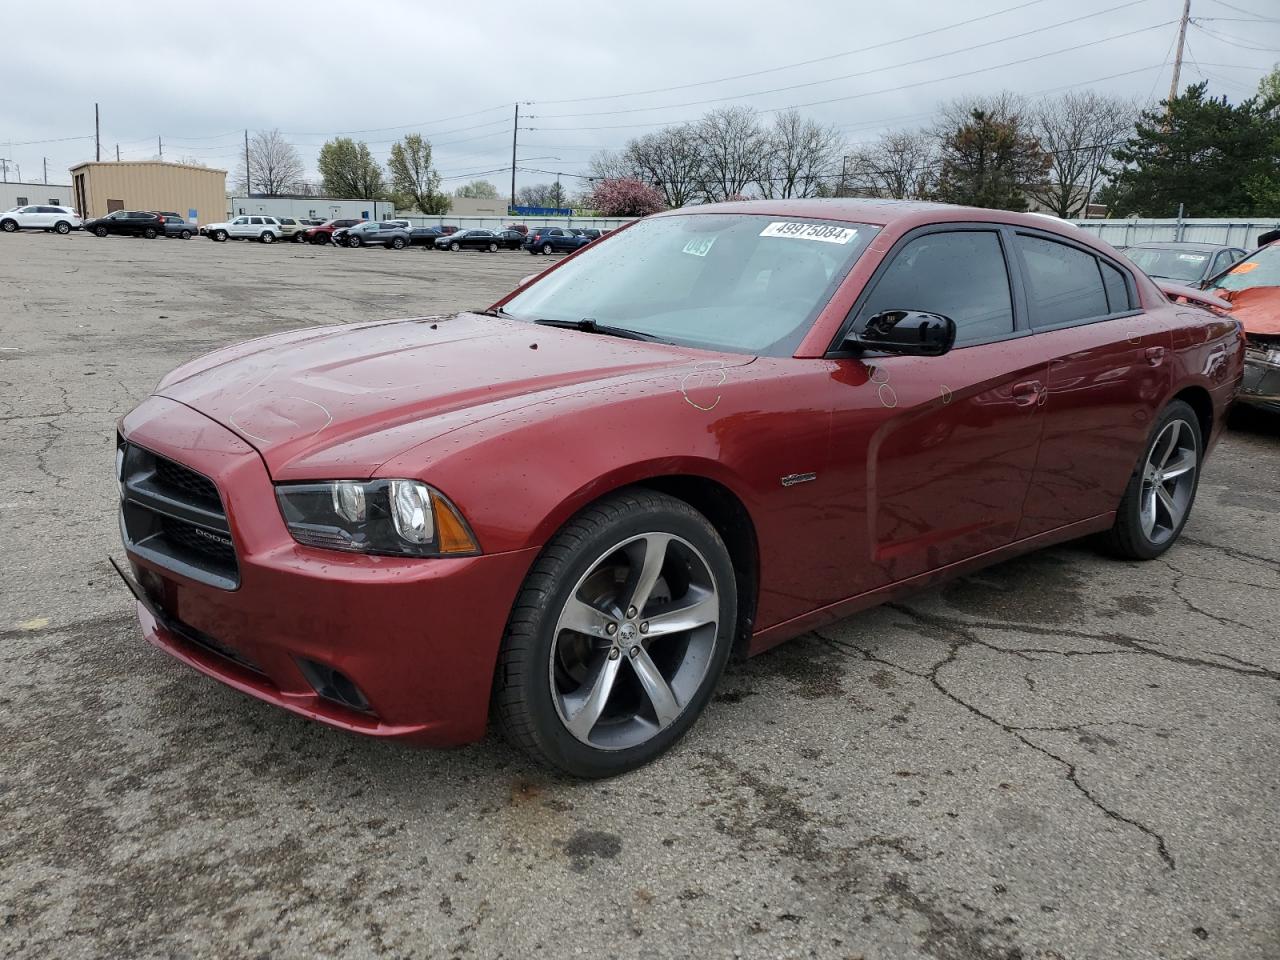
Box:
[838, 155, 850, 197]
[94, 102, 100, 162]
[244, 129, 251, 196]
[43, 157, 47, 184]
[158, 135, 163, 160]
[115, 144, 120, 162]
[509, 103, 519, 215]
[0, 158, 9, 183]
[1168, 0, 1192, 110]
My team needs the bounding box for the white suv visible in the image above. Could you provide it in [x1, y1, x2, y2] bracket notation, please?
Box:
[0, 205, 82, 235]
[202, 215, 284, 243]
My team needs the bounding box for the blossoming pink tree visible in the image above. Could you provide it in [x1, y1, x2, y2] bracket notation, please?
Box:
[589, 178, 666, 217]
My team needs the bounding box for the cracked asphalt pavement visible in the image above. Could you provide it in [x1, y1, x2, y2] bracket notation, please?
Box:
[2, 232, 1278, 959]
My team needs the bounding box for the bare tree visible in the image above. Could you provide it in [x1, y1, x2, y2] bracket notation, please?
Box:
[695, 106, 768, 201]
[756, 110, 845, 198]
[1025, 91, 1138, 217]
[588, 148, 643, 183]
[843, 130, 938, 199]
[516, 182, 569, 209]
[236, 129, 304, 195]
[625, 125, 705, 207]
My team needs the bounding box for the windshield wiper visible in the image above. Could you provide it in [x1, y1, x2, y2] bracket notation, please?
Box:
[532, 317, 663, 342]
[475, 306, 509, 317]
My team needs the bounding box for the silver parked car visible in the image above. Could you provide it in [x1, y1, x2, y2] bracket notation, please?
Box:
[336, 221, 412, 249]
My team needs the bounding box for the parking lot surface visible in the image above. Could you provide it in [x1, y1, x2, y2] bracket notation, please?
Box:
[2, 232, 1278, 960]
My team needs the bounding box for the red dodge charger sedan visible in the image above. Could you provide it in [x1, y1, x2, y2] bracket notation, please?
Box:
[115, 200, 1245, 777]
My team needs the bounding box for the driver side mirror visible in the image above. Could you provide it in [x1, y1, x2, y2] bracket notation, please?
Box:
[843, 310, 957, 357]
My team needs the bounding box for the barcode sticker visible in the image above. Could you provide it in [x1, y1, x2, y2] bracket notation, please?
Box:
[759, 222, 857, 244]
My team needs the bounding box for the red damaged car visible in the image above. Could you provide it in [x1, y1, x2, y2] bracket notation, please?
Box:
[115, 200, 1244, 777]
[1200, 238, 1280, 414]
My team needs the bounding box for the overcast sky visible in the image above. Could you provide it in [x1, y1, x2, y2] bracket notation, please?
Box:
[1, 0, 1275, 192]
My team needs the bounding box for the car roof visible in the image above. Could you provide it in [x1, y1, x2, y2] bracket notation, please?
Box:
[1127, 241, 1238, 252]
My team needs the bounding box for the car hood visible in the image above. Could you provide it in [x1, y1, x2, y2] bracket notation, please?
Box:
[1217, 286, 1280, 336]
[155, 313, 748, 480]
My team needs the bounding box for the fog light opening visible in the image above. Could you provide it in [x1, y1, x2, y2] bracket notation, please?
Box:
[297, 658, 373, 714]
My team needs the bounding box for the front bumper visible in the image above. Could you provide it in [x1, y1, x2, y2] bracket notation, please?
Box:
[1240, 345, 1280, 413]
[118, 396, 538, 746]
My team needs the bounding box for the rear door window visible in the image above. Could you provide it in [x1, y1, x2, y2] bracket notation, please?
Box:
[857, 230, 1015, 347]
[1099, 260, 1133, 313]
[1015, 234, 1111, 328]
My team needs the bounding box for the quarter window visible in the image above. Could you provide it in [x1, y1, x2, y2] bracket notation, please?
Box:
[1016, 234, 1110, 328]
[1099, 260, 1133, 313]
[858, 230, 1014, 346]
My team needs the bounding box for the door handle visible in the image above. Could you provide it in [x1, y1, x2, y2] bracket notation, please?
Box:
[1012, 380, 1043, 406]
[1144, 346, 1166, 366]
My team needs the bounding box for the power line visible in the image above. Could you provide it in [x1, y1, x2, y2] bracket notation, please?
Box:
[528, 21, 1176, 134]
[1205, 0, 1279, 21]
[531, 0, 1155, 120]
[529, 0, 1056, 106]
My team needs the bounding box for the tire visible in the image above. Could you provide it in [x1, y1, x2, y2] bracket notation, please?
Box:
[260, 231, 275, 243]
[294, 233, 306, 243]
[212, 230, 228, 242]
[542, 243, 553, 255]
[143, 227, 157, 239]
[0, 219, 17, 233]
[488, 242, 498, 252]
[54, 221, 72, 235]
[391, 237, 406, 249]
[347, 235, 361, 248]
[1103, 399, 1202, 560]
[178, 229, 191, 240]
[94, 226, 108, 237]
[450, 241, 461, 252]
[493, 488, 737, 779]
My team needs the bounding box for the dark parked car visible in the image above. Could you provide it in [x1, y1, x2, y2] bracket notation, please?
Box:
[410, 226, 448, 246]
[335, 221, 412, 249]
[435, 229, 503, 252]
[158, 215, 194, 239]
[303, 218, 364, 244]
[576, 228, 606, 242]
[522, 226, 592, 255]
[115, 199, 1243, 778]
[84, 210, 166, 238]
[1123, 242, 1247, 285]
[494, 228, 526, 249]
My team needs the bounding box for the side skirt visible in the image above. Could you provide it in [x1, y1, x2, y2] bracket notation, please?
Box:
[746, 512, 1115, 657]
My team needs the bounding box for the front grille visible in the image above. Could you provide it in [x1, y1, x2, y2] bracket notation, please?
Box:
[118, 436, 240, 589]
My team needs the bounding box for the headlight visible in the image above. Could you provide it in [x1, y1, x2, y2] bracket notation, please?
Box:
[275, 479, 479, 557]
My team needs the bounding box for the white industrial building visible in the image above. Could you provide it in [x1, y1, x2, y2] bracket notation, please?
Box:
[0, 181, 76, 211]
[228, 195, 398, 221]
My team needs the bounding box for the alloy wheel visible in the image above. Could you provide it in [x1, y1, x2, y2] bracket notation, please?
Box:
[549, 532, 720, 751]
[1140, 418, 1197, 545]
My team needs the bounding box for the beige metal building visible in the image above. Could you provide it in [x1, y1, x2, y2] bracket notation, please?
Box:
[69, 161, 227, 224]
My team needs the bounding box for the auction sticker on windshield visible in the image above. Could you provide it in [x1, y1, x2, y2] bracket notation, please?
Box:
[759, 222, 857, 244]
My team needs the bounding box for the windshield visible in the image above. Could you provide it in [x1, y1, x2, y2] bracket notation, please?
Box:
[1207, 243, 1280, 292]
[502, 213, 878, 356]
[1125, 247, 1210, 282]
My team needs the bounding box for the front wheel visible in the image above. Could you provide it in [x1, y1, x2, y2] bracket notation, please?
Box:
[94, 226, 108, 237]
[488, 242, 498, 252]
[347, 235, 361, 248]
[211, 230, 227, 242]
[180, 229, 192, 240]
[390, 237, 406, 249]
[493, 489, 737, 778]
[0, 219, 17, 233]
[1104, 400, 1202, 560]
[450, 241, 461, 252]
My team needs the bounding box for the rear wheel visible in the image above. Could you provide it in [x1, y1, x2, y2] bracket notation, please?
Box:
[493, 489, 736, 778]
[143, 227, 158, 239]
[1104, 400, 1202, 560]
[54, 221, 72, 235]
[542, 242, 553, 254]
[260, 231, 275, 243]
[488, 242, 498, 252]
